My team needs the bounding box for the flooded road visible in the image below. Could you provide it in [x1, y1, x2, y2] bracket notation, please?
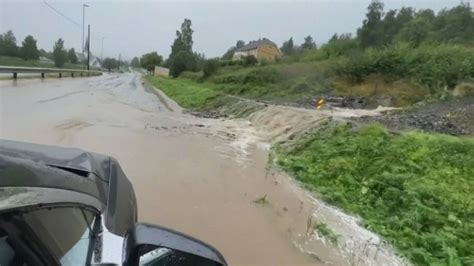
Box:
[0, 73, 345, 265]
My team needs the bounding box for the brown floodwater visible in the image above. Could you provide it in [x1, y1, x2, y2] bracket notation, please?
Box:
[0, 73, 348, 265]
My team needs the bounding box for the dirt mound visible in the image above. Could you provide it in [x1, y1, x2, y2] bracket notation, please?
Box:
[356, 97, 474, 135]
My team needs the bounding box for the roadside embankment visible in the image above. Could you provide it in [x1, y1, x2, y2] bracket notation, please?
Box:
[145, 75, 474, 265]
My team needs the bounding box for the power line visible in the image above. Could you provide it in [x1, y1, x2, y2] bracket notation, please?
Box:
[42, 0, 81, 27]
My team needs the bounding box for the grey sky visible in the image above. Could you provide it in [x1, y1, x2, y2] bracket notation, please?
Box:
[1, 0, 458, 60]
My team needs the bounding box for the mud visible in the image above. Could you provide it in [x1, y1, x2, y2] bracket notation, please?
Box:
[355, 97, 474, 136]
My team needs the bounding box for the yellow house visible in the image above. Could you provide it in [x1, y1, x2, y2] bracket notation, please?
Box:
[232, 38, 282, 62]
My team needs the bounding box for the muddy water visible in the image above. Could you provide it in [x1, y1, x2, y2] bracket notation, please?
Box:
[0, 73, 349, 265]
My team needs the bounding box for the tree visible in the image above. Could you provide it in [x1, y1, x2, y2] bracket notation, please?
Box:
[52, 38, 67, 68]
[131, 57, 140, 67]
[221, 40, 245, 60]
[169, 50, 196, 77]
[1, 30, 18, 56]
[244, 55, 258, 66]
[20, 35, 39, 60]
[396, 18, 431, 47]
[433, 3, 474, 43]
[281, 37, 295, 55]
[67, 48, 78, 64]
[140, 52, 163, 71]
[102, 57, 118, 70]
[357, 0, 385, 48]
[301, 35, 317, 50]
[168, 18, 196, 77]
[236, 40, 245, 49]
[39, 49, 53, 60]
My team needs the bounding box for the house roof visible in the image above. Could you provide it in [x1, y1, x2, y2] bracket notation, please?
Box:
[235, 38, 279, 52]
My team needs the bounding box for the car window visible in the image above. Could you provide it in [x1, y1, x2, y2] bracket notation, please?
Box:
[0, 207, 97, 265]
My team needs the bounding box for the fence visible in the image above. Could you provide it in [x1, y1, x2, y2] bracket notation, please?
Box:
[0, 66, 102, 79]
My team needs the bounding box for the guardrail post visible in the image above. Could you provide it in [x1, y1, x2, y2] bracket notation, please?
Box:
[41, 73, 45, 79]
[59, 73, 62, 78]
[13, 72, 17, 79]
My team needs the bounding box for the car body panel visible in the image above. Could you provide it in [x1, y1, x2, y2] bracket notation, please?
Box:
[0, 139, 137, 236]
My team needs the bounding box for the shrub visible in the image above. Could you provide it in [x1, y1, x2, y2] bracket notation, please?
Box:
[244, 55, 258, 66]
[178, 71, 202, 81]
[202, 59, 220, 78]
[336, 43, 474, 93]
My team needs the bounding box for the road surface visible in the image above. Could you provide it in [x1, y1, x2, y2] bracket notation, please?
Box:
[0, 73, 341, 265]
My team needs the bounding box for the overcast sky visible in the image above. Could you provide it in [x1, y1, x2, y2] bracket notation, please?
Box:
[1, 0, 458, 60]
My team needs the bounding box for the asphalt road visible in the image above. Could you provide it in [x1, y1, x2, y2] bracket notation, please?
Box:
[0, 73, 343, 265]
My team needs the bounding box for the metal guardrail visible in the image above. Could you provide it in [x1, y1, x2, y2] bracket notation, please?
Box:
[0, 66, 102, 79]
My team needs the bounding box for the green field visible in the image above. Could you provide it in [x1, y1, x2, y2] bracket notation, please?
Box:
[274, 123, 474, 265]
[146, 76, 221, 109]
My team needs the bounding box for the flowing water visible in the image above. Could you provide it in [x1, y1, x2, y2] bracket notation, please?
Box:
[0, 73, 405, 265]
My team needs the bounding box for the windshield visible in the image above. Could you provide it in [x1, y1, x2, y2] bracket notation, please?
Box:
[0, 207, 96, 265]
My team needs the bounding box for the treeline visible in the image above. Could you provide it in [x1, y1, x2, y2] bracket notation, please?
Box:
[0, 30, 79, 68]
[134, 19, 218, 78]
[357, 1, 474, 48]
[283, 1, 474, 94]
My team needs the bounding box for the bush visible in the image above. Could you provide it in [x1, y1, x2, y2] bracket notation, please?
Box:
[336, 43, 474, 92]
[244, 55, 258, 66]
[169, 51, 196, 78]
[219, 60, 244, 67]
[202, 59, 220, 78]
[179, 71, 202, 81]
[213, 67, 280, 86]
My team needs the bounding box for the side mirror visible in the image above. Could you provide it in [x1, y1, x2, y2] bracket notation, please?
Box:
[123, 223, 227, 266]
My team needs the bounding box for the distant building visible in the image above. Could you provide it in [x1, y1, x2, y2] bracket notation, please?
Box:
[154, 66, 169, 77]
[232, 38, 282, 62]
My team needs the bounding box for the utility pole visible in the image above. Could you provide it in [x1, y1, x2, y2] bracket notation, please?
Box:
[87, 24, 90, 71]
[82, 4, 89, 69]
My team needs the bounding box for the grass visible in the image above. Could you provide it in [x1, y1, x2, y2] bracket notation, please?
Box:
[0, 56, 83, 69]
[274, 123, 474, 265]
[146, 76, 221, 109]
[205, 63, 333, 104]
[172, 58, 432, 107]
[314, 223, 340, 245]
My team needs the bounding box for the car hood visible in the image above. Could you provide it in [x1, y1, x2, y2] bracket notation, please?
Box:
[0, 139, 111, 182]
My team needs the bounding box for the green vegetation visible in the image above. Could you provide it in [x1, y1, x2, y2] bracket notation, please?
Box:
[20, 35, 39, 60]
[336, 44, 474, 93]
[67, 48, 78, 64]
[52, 38, 67, 68]
[131, 57, 140, 68]
[0, 56, 82, 69]
[314, 223, 339, 245]
[102, 57, 119, 70]
[167, 19, 197, 77]
[146, 76, 220, 109]
[177, 1, 474, 107]
[274, 123, 474, 265]
[140, 52, 163, 71]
